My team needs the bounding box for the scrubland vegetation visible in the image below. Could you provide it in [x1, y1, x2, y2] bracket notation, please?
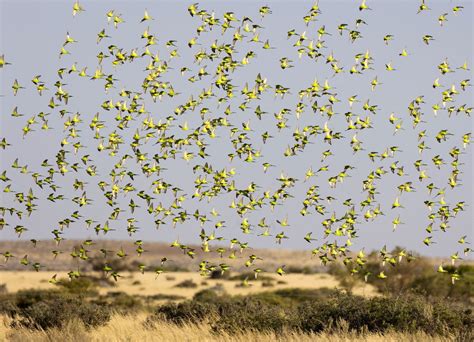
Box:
[0, 257, 472, 341]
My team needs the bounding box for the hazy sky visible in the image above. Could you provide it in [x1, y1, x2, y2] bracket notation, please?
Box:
[0, 0, 472, 258]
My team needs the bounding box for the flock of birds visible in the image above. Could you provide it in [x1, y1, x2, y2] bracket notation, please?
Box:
[0, 0, 472, 284]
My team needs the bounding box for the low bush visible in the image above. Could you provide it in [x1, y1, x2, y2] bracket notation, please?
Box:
[285, 265, 321, 274]
[270, 288, 338, 304]
[10, 289, 67, 310]
[149, 301, 217, 325]
[193, 288, 225, 303]
[0, 289, 69, 318]
[246, 288, 336, 308]
[174, 279, 198, 288]
[329, 248, 474, 303]
[0, 288, 111, 330]
[146, 293, 186, 302]
[150, 263, 189, 273]
[148, 290, 472, 337]
[0, 295, 18, 317]
[209, 270, 230, 279]
[213, 298, 296, 333]
[15, 297, 111, 330]
[261, 280, 274, 287]
[56, 276, 100, 296]
[327, 263, 361, 292]
[193, 284, 227, 302]
[411, 265, 474, 301]
[149, 296, 294, 333]
[91, 292, 143, 313]
[89, 256, 135, 273]
[297, 292, 472, 336]
[228, 272, 274, 281]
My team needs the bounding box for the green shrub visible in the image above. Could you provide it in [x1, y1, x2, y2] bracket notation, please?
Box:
[285, 265, 320, 274]
[193, 289, 224, 303]
[297, 292, 472, 336]
[261, 280, 274, 287]
[13, 289, 67, 309]
[411, 265, 474, 301]
[146, 293, 186, 302]
[272, 288, 338, 304]
[150, 301, 217, 325]
[16, 297, 111, 330]
[89, 256, 134, 273]
[0, 289, 68, 318]
[328, 263, 361, 292]
[248, 288, 338, 308]
[150, 297, 294, 333]
[212, 298, 295, 333]
[228, 272, 273, 281]
[148, 291, 472, 337]
[174, 279, 198, 288]
[0, 295, 18, 317]
[91, 292, 143, 313]
[56, 276, 99, 296]
[151, 263, 189, 273]
[327, 246, 473, 303]
[0, 289, 111, 330]
[209, 270, 230, 279]
[360, 258, 434, 294]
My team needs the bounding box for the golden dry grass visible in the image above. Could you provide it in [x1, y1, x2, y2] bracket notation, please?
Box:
[0, 271, 378, 298]
[0, 313, 456, 342]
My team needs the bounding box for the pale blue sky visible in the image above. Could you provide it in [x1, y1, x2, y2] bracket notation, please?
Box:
[0, 0, 472, 258]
